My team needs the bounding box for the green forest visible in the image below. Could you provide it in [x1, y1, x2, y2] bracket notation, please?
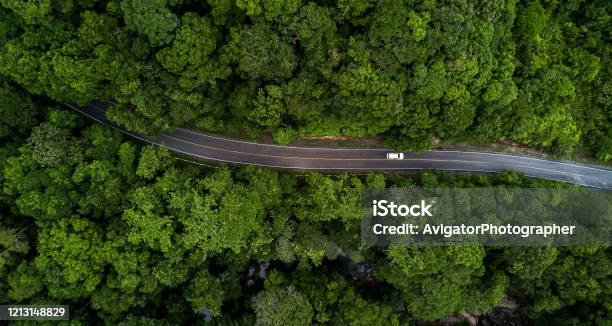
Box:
[0, 82, 610, 324]
[0, 0, 610, 158]
[0, 0, 610, 325]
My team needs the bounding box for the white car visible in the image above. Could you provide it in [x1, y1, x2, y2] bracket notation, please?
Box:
[386, 152, 404, 160]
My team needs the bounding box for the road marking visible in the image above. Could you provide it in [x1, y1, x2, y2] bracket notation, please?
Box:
[175, 127, 611, 172]
[162, 134, 492, 163]
[182, 132, 611, 172]
[432, 150, 612, 172]
[152, 147, 609, 189]
[159, 134, 597, 180]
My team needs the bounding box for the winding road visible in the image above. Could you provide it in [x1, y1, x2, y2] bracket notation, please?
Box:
[67, 102, 612, 189]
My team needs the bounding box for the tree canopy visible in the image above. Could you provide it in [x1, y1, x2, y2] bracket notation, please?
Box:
[0, 1, 610, 324]
[0, 0, 608, 159]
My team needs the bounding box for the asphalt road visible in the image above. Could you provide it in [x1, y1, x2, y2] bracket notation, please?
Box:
[66, 102, 612, 189]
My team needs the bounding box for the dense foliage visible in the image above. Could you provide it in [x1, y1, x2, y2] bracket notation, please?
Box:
[0, 84, 609, 324]
[0, 0, 609, 159]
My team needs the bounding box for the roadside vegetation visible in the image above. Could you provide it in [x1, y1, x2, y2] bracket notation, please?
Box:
[0, 0, 609, 160]
[1, 81, 609, 324]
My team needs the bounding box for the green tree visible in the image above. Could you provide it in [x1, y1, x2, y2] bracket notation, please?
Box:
[26, 122, 83, 168]
[184, 270, 224, 316]
[156, 13, 229, 91]
[121, 0, 179, 46]
[0, 0, 54, 24]
[0, 80, 38, 142]
[249, 85, 285, 129]
[252, 286, 313, 326]
[513, 107, 581, 157]
[236, 0, 301, 21]
[33, 217, 108, 299]
[223, 24, 297, 81]
[136, 146, 171, 180]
